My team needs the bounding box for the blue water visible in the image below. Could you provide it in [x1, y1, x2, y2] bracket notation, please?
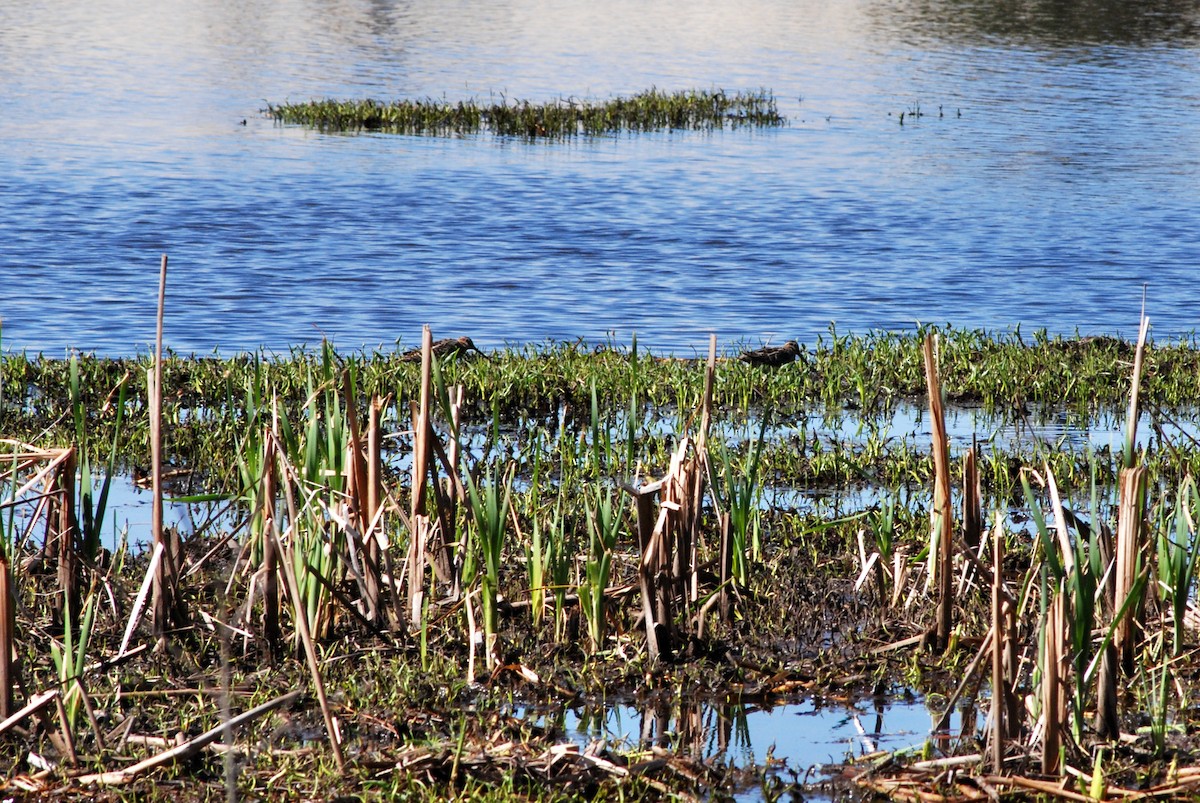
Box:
[1, 0, 1198, 356]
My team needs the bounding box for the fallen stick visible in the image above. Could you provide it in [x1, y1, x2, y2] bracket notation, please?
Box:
[77, 690, 300, 785]
[981, 774, 1095, 803]
[0, 690, 58, 738]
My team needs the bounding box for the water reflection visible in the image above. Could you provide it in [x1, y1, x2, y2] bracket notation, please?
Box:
[872, 0, 1200, 47]
[529, 692, 976, 774]
[1, 0, 1199, 355]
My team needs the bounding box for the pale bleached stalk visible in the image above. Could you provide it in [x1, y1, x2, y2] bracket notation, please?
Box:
[924, 334, 953, 652]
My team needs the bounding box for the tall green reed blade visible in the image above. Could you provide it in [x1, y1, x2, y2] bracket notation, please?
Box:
[548, 499, 572, 642]
[49, 586, 97, 735]
[524, 432, 549, 628]
[72, 366, 128, 562]
[580, 488, 620, 653]
[285, 344, 350, 640]
[464, 463, 513, 668]
[713, 416, 768, 589]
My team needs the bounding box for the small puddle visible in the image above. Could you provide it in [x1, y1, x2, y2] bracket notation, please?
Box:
[521, 693, 978, 799]
[3, 471, 235, 552]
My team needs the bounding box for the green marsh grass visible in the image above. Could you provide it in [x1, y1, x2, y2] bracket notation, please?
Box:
[267, 88, 785, 139]
[712, 417, 767, 589]
[464, 463, 513, 668]
[580, 489, 620, 653]
[1158, 476, 1200, 656]
[10, 330, 1200, 797]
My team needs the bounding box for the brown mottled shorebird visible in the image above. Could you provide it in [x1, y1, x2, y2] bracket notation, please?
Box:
[739, 340, 802, 367]
[400, 336, 491, 363]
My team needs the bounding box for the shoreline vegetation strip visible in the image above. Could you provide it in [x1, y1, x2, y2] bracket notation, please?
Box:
[7, 328, 1200, 798]
[265, 87, 786, 137]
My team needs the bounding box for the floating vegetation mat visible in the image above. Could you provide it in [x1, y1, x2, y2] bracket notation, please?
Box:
[265, 87, 786, 138]
[9, 326, 1200, 800]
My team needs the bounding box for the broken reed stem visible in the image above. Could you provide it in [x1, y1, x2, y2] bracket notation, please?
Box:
[150, 253, 176, 642]
[1042, 582, 1066, 776]
[0, 690, 57, 738]
[366, 396, 383, 622]
[54, 448, 78, 634]
[923, 334, 954, 652]
[408, 327, 433, 628]
[1114, 465, 1147, 675]
[342, 373, 380, 623]
[0, 553, 11, 719]
[629, 482, 663, 662]
[963, 440, 981, 552]
[693, 335, 716, 604]
[991, 512, 1005, 772]
[261, 434, 281, 662]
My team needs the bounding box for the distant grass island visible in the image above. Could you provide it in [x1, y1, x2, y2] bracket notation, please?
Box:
[265, 87, 786, 138]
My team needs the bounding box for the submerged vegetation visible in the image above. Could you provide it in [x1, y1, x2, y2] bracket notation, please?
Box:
[8, 326, 1200, 798]
[265, 88, 786, 138]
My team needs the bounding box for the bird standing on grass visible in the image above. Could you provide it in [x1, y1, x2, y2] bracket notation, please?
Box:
[739, 340, 802, 367]
[400, 336, 491, 362]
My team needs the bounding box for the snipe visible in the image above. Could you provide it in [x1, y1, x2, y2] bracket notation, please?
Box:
[739, 340, 802, 367]
[400, 336, 491, 363]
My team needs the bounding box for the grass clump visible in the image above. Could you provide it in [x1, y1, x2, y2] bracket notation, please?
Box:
[266, 87, 785, 138]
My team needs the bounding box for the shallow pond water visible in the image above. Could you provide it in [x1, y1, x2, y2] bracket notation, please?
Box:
[523, 692, 979, 800]
[2, 0, 1199, 356]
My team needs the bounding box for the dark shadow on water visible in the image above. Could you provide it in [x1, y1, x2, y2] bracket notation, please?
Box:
[870, 0, 1200, 48]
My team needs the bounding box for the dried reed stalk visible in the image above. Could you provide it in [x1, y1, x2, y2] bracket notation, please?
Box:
[341, 374, 382, 622]
[260, 434, 281, 661]
[0, 690, 56, 738]
[408, 327, 433, 628]
[664, 437, 701, 631]
[718, 512, 731, 622]
[1094, 639, 1120, 739]
[51, 448, 78, 633]
[1114, 465, 1147, 675]
[365, 396, 384, 620]
[963, 440, 981, 552]
[691, 335, 716, 604]
[923, 334, 954, 652]
[628, 479, 666, 661]
[1042, 582, 1066, 775]
[991, 513, 1005, 772]
[150, 254, 183, 641]
[0, 552, 12, 719]
[54, 692, 77, 765]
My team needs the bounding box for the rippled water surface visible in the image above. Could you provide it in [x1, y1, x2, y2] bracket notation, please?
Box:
[2, 0, 1199, 355]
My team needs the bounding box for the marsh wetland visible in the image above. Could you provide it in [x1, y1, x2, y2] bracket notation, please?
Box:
[6, 328, 1200, 800]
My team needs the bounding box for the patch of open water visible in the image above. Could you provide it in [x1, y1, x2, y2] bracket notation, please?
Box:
[2, 0, 1199, 355]
[522, 693, 980, 800]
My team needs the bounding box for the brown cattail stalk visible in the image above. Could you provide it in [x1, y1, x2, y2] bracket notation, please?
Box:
[1042, 583, 1066, 775]
[54, 449, 79, 633]
[1114, 465, 1147, 675]
[407, 326, 433, 627]
[991, 512, 1005, 772]
[150, 254, 184, 641]
[924, 334, 954, 652]
[260, 432, 281, 662]
[0, 552, 13, 719]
